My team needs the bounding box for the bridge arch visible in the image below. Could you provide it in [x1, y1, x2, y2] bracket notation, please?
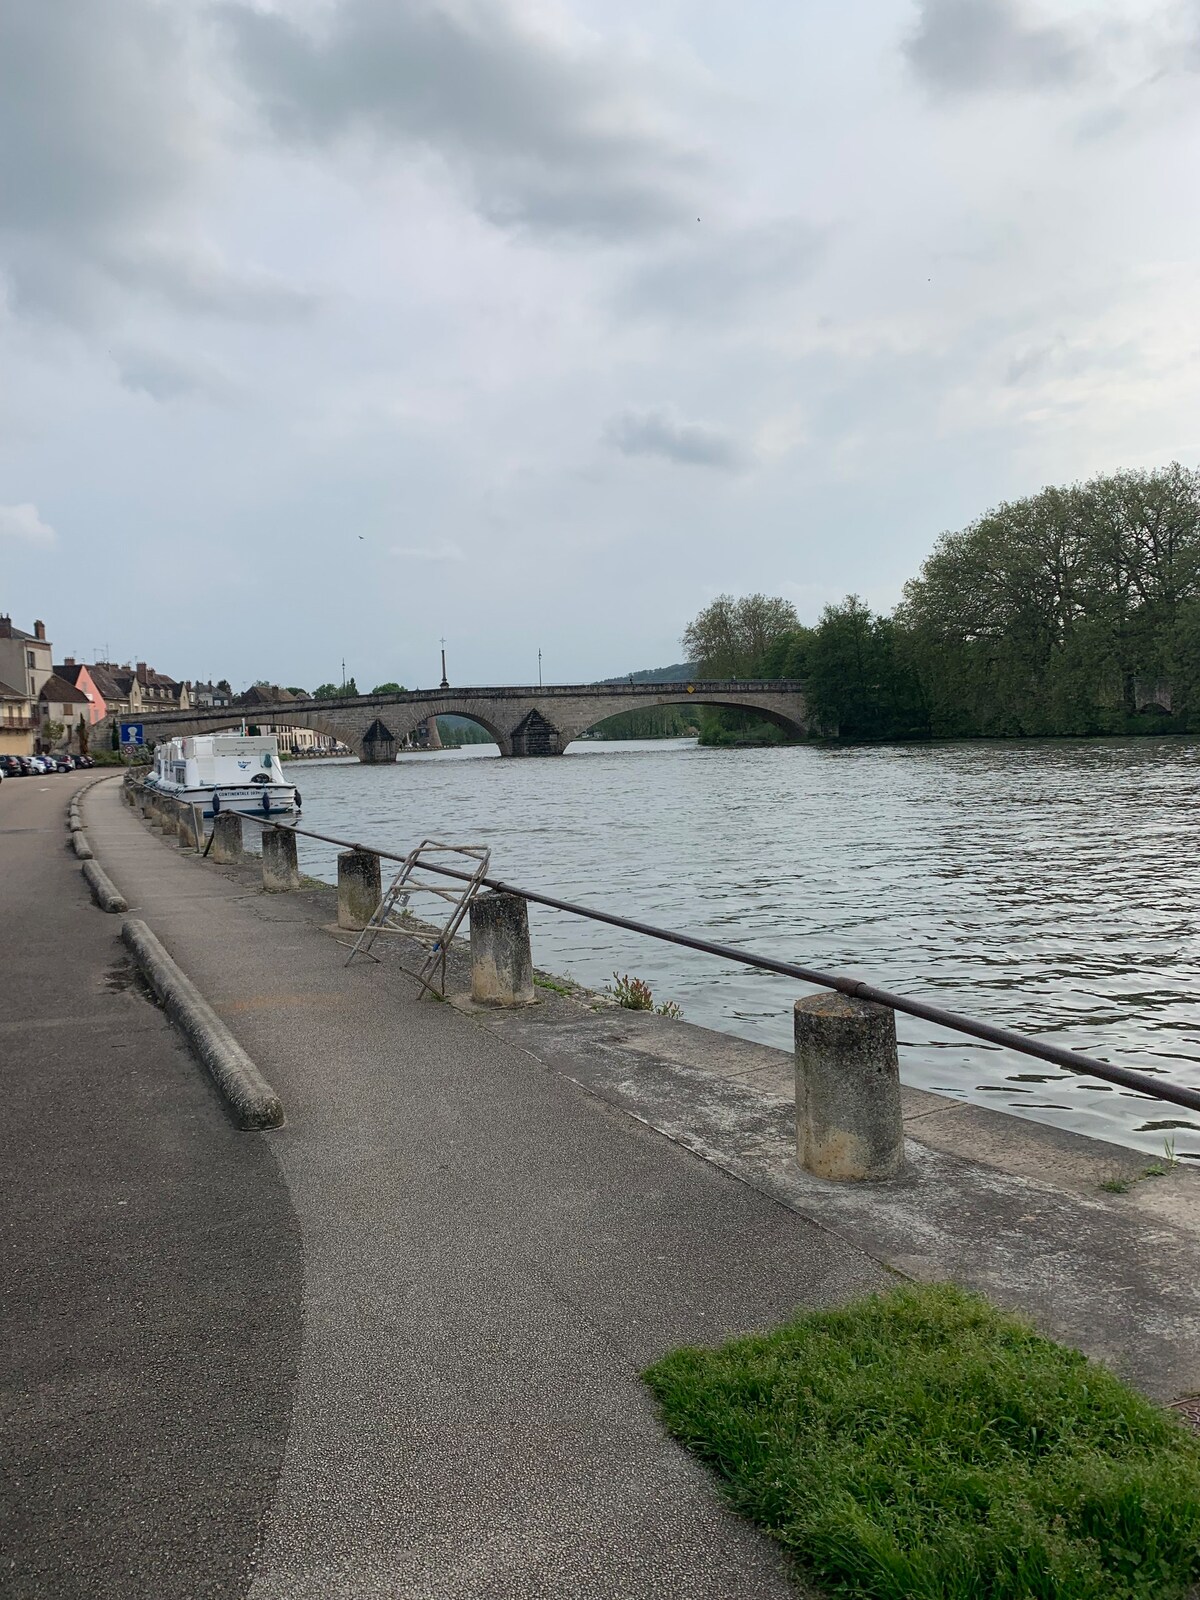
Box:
[555, 690, 808, 749]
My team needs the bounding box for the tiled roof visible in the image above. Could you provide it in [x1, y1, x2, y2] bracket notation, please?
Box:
[0, 678, 28, 701]
[135, 664, 181, 691]
[237, 684, 296, 705]
[89, 664, 132, 697]
[40, 673, 89, 705]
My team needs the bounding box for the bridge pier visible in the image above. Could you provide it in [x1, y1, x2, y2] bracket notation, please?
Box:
[508, 710, 565, 757]
[360, 718, 397, 764]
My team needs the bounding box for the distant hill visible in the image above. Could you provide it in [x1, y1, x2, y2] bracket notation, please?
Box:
[599, 663, 696, 685]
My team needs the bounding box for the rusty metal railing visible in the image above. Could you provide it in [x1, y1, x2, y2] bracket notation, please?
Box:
[225, 807, 1200, 1116]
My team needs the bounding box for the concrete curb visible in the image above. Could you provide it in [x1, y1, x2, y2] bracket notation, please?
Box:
[81, 857, 128, 912]
[121, 917, 285, 1131]
[71, 831, 93, 860]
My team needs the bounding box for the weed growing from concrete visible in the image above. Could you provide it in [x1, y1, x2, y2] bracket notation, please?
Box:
[609, 973, 683, 1018]
[644, 1283, 1200, 1600]
[610, 972, 654, 1009]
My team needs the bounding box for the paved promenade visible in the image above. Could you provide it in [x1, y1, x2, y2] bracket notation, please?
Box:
[10, 775, 895, 1598]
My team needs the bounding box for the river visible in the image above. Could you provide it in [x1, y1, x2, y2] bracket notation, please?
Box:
[285, 736, 1200, 1162]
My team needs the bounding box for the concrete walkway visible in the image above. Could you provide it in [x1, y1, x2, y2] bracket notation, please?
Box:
[0, 771, 301, 1600]
[79, 777, 892, 1598]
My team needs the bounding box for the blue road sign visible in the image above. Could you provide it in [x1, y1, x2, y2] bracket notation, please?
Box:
[120, 722, 144, 746]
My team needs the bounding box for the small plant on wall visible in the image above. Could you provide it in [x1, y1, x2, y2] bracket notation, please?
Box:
[609, 972, 683, 1019]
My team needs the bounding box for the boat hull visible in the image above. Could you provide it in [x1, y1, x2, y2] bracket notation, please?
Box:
[145, 780, 298, 819]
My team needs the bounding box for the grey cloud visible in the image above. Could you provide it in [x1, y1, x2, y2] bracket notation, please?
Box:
[905, 0, 1089, 94]
[114, 345, 235, 403]
[219, 0, 704, 239]
[619, 218, 824, 323]
[605, 408, 746, 470]
[0, 0, 197, 238]
[113, 246, 318, 322]
[3, 237, 315, 328]
[0, 0, 312, 329]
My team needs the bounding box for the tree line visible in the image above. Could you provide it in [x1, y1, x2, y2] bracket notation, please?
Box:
[684, 463, 1200, 742]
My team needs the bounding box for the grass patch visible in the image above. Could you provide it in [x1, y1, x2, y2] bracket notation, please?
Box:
[643, 1284, 1200, 1600]
[534, 974, 575, 997]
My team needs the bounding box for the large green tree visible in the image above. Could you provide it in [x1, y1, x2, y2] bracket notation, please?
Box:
[682, 593, 800, 678]
[901, 464, 1200, 735]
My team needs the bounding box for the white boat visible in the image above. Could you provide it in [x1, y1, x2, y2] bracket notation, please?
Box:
[145, 734, 300, 819]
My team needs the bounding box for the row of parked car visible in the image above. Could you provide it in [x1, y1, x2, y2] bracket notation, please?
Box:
[1, 753, 98, 781]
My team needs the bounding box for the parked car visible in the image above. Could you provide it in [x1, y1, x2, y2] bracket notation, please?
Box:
[0, 755, 23, 777]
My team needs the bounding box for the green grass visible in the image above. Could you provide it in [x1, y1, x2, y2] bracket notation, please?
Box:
[643, 1285, 1200, 1600]
[534, 974, 575, 997]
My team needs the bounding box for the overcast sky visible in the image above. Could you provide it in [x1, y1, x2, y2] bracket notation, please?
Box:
[3, 0, 1199, 691]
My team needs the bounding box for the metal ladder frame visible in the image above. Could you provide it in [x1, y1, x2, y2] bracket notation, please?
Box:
[344, 839, 491, 997]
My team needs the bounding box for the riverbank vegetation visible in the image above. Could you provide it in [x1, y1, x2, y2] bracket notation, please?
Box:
[437, 716, 492, 747]
[645, 1284, 1200, 1600]
[686, 464, 1200, 742]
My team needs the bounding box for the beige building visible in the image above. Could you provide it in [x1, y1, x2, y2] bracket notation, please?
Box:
[0, 679, 34, 755]
[0, 616, 53, 702]
[234, 685, 343, 755]
[38, 672, 91, 752]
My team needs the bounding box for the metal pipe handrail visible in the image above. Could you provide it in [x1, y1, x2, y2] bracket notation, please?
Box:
[222, 803, 1200, 1115]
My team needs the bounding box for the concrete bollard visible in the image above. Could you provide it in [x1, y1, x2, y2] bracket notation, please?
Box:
[160, 798, 179, 837]
[470, 891, 535, 1006]
[177, 804, 202, 850]
[209, 811, 244, 864]
[261, 826, 300, 892]
[794, 992, 905, 1181]
[338, 848, 381, 930]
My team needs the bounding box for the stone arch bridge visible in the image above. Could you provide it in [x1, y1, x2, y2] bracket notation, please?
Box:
[136, 681, 809, 761]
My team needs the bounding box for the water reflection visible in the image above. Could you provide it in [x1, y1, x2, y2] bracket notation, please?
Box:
[290, 736, 1200, 1160]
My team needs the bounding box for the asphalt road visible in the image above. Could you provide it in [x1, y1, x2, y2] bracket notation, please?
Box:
[0, 770, 302, 1600]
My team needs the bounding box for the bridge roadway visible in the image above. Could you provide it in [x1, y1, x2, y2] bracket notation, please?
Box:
[136, 680, 809, 761]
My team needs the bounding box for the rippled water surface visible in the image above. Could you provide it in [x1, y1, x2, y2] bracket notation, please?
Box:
[287, 737, 1200, 1159]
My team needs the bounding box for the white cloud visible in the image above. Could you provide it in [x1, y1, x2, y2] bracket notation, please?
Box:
[390, 543, 467, 563]
[0, 503, 56, 546]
